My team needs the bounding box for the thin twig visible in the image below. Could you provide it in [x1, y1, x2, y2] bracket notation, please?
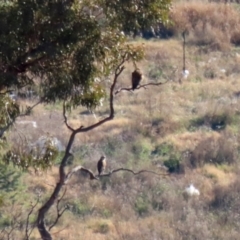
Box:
[1, 211, 22, 240]
[48, 188, 68, 231]
[115, 79, 170, 95]
[19, 100, 42, 117]
[25, 195, 40, 240]
[100, 168, 170, 177]
[63, 101, 74, 132]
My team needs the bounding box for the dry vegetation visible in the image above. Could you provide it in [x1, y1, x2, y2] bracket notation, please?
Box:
[3, 0, 240, 239]
[168, 0, 240, 51]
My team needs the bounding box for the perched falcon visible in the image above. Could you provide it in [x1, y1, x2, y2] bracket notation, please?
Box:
[97, 156, 106, 175]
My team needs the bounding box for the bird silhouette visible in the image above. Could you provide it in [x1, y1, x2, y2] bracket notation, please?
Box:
[97, 156, 106, 175]
[131, 69, 142, 90]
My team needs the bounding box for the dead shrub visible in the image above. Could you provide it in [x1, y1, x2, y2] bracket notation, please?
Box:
[210, 178, 240, 229]
[230, 30, 240, 45]
[189, 111, 233, 132]
[211, 179, 240, 211]
[188, 133, 237, 168]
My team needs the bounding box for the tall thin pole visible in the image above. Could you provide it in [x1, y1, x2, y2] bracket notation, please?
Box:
[182, 31, 186, 72]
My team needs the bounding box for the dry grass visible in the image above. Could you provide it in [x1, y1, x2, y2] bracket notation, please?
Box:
[170, 2, 240, 50]
[203, 164, 235, 186]
[25, 167, 59, 190]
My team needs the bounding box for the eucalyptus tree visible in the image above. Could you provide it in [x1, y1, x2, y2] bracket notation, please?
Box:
[0, 0, 171, 239]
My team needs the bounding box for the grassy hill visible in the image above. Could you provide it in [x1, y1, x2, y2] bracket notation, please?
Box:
[2, 1, 240, 239]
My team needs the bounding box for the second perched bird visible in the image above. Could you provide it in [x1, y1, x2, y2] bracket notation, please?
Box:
[97, 156, 106, 175]
[131, 69, 142, 90]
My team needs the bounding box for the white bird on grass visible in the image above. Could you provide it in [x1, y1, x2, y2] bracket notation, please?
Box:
[184, 184, 200, 197]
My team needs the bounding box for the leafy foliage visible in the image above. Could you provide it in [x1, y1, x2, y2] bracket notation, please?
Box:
[2, 137, 59, 171]
[0, 0, 171, 127]
[134, 195, 149, 216]
[0, 162, 22, 194]
[101, 0, 171, 36]
[0, 0, 170, 105]
[0, 96, 19, 129]
[163, 157, 180, 173]
[68, 200, 92, 217]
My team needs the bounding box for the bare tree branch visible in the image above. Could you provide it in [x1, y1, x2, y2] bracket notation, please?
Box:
[48, 188, 68, 231]
[115, 80, 170, 95]
[0, 198, 41, 240]
[100, 168, 170, 177]
[36, 50, 168, 240]
[37, 59, 125, 240]
[25, 195, 41, 240]
[1, 211, 22, 240]
[19, 100, 42, 117]
[65, 166, 98, 184]
[64, 165, 168, 183]
[63, 101, 74, 132]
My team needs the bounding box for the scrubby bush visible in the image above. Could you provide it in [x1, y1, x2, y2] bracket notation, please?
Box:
[189, 133, 237, 168]
[163, 157, 181, 173]
[132, 139, 152, 161]
[210, 178, 240, 229]
[91, 220, 111, 234]
[152, 142, 174, 157]
[188, 110, 233, 132]
[134, 195, 149, 216]
[68, 200, 92, 218]
[211, 179, 240, 211]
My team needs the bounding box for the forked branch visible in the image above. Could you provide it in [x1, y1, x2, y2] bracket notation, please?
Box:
[37, 49, 170, 240]
[25, 194, 41, 240]
[63, 101, 74, 132]
[37, 58, 125, 240]
[48, 188, 68, 231]
[64, 165, 169, 183]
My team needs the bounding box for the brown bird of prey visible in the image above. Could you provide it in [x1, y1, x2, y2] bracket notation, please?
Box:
[132, 69, 142, 90]
[97, 156, 106, 175]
